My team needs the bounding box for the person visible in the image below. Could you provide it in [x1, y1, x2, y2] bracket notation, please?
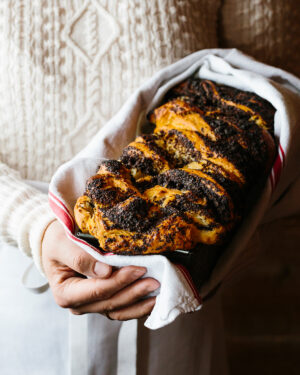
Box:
[1, 1, 299, 374]
[0, 1, 230, 374]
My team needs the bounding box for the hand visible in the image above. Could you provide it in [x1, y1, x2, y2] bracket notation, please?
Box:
[42, 220, 159, 320]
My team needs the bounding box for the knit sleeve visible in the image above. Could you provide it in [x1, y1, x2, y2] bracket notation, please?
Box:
[0, 162, 56, 276]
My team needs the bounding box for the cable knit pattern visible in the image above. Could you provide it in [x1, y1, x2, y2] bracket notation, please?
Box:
[0, 0, 220, 181]
[0, 0, 220, 270]
[219, 0, 300, 78]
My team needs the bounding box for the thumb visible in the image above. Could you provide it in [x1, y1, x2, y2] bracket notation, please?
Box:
[44, 221, 112, 279]
[62, 240, 113, 278]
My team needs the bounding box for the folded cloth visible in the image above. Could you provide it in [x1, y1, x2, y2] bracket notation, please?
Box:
[49, 48, 300, 330]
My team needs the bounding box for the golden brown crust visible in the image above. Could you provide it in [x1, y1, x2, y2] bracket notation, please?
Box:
[74, 194, 193, 254]
[74, 79, 276, 254]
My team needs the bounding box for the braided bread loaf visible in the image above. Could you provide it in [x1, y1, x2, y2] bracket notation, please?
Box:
[74, 79, 276, 254]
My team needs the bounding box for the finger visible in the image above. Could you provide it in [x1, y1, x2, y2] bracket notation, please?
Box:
[69, 277, 160, 314]
[108, 297, 156, 321]
[53, 265, 147, 308]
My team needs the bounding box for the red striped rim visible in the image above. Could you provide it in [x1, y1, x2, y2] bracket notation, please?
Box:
[273, 145, 284, 188]
[49, 191, 76, 227]
[48, 192, 113, 256]
[269, 144, 285, 192]
[279, 144, 285, 166]
[49, 197, 74, 232]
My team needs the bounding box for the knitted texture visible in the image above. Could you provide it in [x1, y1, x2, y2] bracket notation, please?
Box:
[0, 0, 220, 181]
[219, 0, 300, 78]
[0, 163, 56, 275]
[0, 0, 220, 265]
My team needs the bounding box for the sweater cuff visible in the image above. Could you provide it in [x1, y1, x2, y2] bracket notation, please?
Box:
[18, 198, 56, 276]
[0, 162, 56, 276]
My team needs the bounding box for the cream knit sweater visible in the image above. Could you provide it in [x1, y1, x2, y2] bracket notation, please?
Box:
[0, 0, 220, 273]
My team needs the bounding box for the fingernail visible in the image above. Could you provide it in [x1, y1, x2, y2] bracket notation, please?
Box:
[147, 281, 160, 292]
[94, 262, 111, 278]
[133, 267, 147, 278]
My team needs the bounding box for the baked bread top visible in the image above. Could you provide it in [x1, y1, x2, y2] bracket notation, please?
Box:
[74, 78, 276, 254]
